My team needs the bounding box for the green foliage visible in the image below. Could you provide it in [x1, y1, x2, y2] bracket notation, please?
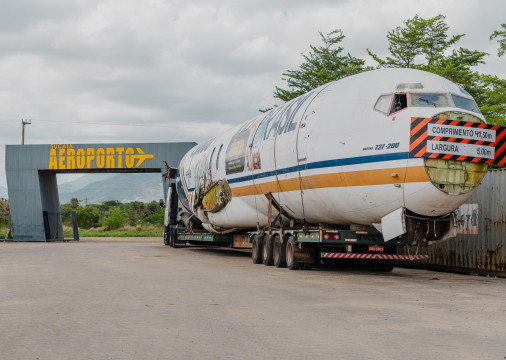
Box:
[367, 14, 505, 125]
[76, 206, 100, 229]
[470, 75, 506, 126]
[103, 208, 126, 230]
[273, 29, 371, 103]
[0, 198, 9, 213]
[67, 197, 81, 210]
[62, 228, 162, 238]
[367, 15, 466, 68]
[141, 201, 164, 225]
[59, 199, 165, 231]
[490, 24, 506, 57]
[129, 201, 145, 215]
[122, 209, 136, 226]
[60, 205, 72, 224]
[0, 198, 10, 229]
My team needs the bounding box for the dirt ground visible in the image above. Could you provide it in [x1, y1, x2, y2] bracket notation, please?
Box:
[0, 238, 505, 360]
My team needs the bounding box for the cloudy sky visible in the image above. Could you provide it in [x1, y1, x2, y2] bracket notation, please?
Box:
[1, 0, 505, 187]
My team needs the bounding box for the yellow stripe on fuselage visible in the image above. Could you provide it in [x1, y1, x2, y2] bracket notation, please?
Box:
[231, 166, 429, 197]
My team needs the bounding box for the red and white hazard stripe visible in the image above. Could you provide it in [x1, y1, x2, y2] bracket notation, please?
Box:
[321, 253, 429, 261]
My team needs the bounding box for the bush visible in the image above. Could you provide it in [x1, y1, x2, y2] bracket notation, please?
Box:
[76, 207, 100, 229]
[103, 208, 126, 230]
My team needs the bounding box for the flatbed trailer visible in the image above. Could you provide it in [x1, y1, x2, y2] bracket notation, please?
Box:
[164, 225, 429, 271]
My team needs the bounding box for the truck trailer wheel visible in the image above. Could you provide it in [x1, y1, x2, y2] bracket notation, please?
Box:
[170, 228, 179, 248]
[273, 235, 286, 268]
[163, 226, 170, 246]
[262, 236, 274, 266]
[368, 260, 394, 272]
[251, 235, 263, 264]
[286, 236, 301, 270]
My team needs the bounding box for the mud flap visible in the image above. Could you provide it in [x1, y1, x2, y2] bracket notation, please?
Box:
[293, 247, 315, 263]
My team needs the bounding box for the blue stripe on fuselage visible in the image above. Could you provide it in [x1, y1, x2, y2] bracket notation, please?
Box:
[187, 152, 409, 191]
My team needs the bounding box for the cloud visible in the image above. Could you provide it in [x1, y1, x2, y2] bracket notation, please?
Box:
[1, 0, 505, 187]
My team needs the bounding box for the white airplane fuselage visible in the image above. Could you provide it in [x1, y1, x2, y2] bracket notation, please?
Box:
[176, 69, 487, 235]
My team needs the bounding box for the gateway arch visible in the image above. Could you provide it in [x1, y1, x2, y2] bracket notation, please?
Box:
[5, 142, 196, 241]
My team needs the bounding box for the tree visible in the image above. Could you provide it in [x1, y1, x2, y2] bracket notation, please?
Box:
[76, 207, 100, 229]
[490, 24, 506, 57]
[272, 29, 370, 103]
[67, 197, 81, 210]
[368, 14, 505, 125]
[129, 201, 145, 215]
[367, 15, 465, 68]
[103, 208, 125, 230]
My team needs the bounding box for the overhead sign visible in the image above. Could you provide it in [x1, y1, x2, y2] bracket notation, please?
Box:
[48, 144, 154, 170]
[409, 117, 506, 165]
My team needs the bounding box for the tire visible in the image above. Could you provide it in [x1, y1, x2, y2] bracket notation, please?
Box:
[251, 235, 263, 264]
[170, 228, 178, 248]
[163, 225, 170, 246]
[273, 235, 287, 268]
[368, 260, 394, 272]
[262, 236, 274, 266]
[381, 264, 394, 272]
[286, 236, 301, 270]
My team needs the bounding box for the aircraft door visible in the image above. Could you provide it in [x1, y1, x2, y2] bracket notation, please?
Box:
[295, 108, 316, 222]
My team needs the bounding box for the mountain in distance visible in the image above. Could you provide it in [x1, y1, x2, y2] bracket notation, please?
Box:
[58, 173, 165, 205]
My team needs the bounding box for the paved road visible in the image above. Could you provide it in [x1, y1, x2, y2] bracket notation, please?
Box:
[1, 238, 505, 360]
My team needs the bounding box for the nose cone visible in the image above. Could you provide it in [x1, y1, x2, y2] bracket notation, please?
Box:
[424, 158, 487, 195]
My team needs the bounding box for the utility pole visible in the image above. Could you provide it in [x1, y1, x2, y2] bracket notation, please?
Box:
[21, 119, 31, 145]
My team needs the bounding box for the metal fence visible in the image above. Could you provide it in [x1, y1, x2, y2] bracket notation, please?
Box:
[404, 169, 506, 276]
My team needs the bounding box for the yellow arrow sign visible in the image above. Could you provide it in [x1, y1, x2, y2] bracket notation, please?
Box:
[132, 148, 155, 167]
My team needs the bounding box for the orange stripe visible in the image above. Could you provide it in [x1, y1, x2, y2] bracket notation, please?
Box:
[410, 133, 427, 151]
[410, 117, 431, 136]
[231, 166, 429, 197]
[493, 129, 506, 146]
[494, 141, 506, 159]
[415, 145, 427, 158]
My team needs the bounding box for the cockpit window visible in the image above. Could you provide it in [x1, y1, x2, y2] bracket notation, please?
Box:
[451, 94, 481, 114]
[374, 95, 392, 114]
[410, 93, 449, 107]
[389, 93, 407, 114]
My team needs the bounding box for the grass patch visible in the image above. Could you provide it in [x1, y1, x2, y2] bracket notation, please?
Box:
[64, 229, 162, 237]
[1, 226, 163, 239]
[63, 224, 162, 238]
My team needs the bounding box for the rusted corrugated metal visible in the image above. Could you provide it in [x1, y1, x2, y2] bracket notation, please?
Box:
[404, 169, 506, 276]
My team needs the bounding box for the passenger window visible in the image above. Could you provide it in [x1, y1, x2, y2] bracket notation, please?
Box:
[216, 144, 223, 170]
[374, 95, 392, 114]
[389, 93, 407, 114]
